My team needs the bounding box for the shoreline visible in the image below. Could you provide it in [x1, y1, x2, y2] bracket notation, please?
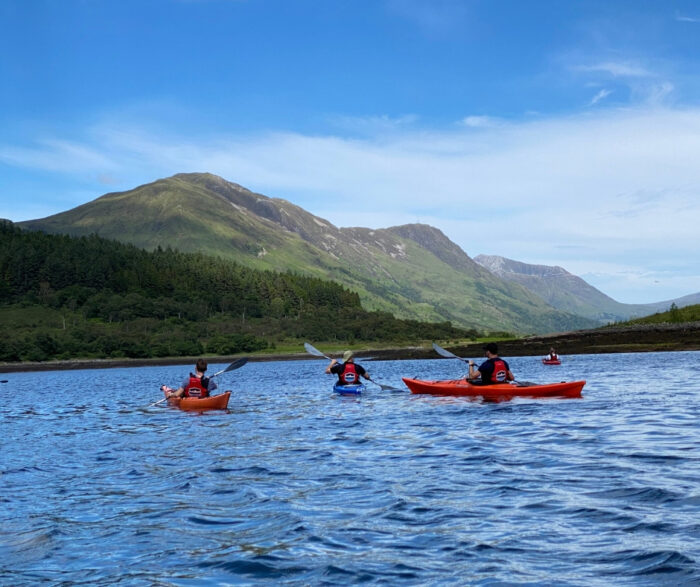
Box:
[2, 322, 699, 374]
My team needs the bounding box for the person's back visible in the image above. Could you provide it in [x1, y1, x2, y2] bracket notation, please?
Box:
[326, 350, 369, 385]
[163, 358, 217, 399]
[184, 372, 210, 398]
[467, 343, 514, 385]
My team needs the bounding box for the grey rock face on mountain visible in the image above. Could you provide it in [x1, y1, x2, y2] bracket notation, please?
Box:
[474, 254, 699, 323]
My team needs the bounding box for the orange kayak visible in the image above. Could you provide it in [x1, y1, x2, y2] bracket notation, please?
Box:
[402, 378, 584, 400]
[542, 358, 562, 365]
[164, 390, 231, 410]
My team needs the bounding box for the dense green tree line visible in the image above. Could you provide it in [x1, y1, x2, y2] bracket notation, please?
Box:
[0, 221, 477, 362]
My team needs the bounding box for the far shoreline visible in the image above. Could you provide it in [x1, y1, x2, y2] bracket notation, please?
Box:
[2, 322, 699, 374]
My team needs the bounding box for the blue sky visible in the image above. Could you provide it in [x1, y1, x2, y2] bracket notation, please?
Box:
[2, 0, 700, 304]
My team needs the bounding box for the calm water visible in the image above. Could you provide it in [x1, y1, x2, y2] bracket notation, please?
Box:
[2, 351, 699, 586]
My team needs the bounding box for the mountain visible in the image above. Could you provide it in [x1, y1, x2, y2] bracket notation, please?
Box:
[19, 172, 598, 334]
[474, 254, 700, 323]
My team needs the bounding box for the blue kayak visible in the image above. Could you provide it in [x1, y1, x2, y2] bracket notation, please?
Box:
[333, 383, 365, 395]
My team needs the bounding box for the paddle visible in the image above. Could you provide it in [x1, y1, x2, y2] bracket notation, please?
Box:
[210, 357, 249, 378]
[432, 342, 535, 386]
[303, 342, 401, 391]
[432, 342, 471, 363]
[150, 357, 249, 407]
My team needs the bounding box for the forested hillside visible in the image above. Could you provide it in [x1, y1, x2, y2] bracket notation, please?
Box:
[0, 221, 477, 362]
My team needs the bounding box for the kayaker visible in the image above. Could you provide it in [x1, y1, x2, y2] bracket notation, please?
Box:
[161, 358, 218, 399]
[546, 347, 559, 360]
[467, 342, 514, 385]
[326, 350, 371, 386]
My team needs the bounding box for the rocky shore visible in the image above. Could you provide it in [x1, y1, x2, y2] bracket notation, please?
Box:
[2, 322, 698, 373]
[368, 322, 700, 361]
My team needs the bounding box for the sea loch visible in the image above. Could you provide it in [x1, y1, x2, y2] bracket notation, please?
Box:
[2, 351, 699, 585]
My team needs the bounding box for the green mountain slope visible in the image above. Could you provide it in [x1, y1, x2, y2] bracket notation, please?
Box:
[19, 172, 597, 334]
[474, 254, 700, 323]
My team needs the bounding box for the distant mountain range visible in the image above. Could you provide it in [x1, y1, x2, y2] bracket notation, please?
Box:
[474, 255, 700, 323]
[17, 172, 697, 334]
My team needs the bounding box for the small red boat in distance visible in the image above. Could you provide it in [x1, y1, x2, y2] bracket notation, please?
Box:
[542, 358, 561, 365]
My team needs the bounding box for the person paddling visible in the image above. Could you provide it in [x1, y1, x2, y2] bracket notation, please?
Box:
[161, 358, 218, 399]
[326, 350, 371, 386]
[467, 342, 515, 385]
[546, 347, 559, 361]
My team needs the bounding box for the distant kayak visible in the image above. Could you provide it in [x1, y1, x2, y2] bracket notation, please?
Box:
[542, 358, 562, 365]
[163, 390, 231, 410]
[402, 378, 584, 400]
[333, 383, 365, 395]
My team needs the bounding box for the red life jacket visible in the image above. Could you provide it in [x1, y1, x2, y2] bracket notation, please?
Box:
[340, 362, 358, 384]
[184, 373, 209, 398]
[490, 359, 509, 383]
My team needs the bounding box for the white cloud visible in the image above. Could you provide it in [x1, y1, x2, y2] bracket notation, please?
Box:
[327, 114, 419, 135]
[589, 88, 612, 105]
[643, 81, 675, 105]
[459, 115, 502, 128]
[675, 13, 700, 23]
[0, 138, 115, 173]
[574, 61, 652, 78]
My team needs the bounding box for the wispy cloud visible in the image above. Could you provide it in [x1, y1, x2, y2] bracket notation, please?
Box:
[0, 138, 116, 173]
[589, 89, 613, 106]
[459, 115, 503, 128]
[327, 114, 419, 135]
[574, 61, 652, 78]
[675, 12, 700, 23]
[570, 58, 675, 108]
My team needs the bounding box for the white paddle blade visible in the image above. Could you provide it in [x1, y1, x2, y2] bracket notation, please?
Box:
[432, 342, 469, 363]
[304, 342, 330, 359]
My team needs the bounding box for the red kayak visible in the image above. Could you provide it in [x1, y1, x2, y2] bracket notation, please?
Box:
[402, 378, 584, 400]
[163, 389, 231, 410]
[542, 358, 561, 365]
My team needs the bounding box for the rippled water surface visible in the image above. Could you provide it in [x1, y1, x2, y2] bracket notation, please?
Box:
[2, 351, 700, 585]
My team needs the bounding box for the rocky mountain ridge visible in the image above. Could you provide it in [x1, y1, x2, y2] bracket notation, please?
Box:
[474, 254, 700, 323]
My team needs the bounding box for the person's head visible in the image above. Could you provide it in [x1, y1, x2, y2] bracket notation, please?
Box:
[483, 342, 498, 356]
[343, 350, 354, 363]
[549, 347, 556, 353]
[195, 358, 208, 373]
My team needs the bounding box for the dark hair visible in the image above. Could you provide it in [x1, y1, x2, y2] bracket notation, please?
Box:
[196, 358, 208, 372]
[483, 342, 498, 354]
